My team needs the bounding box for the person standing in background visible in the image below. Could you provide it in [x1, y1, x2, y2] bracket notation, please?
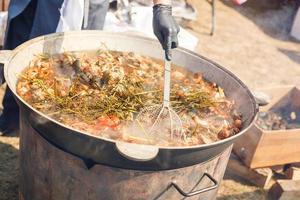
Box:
[0, 0, 179, 135]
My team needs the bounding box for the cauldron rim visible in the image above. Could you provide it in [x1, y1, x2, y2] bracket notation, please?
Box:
[4, 30, 258, 150]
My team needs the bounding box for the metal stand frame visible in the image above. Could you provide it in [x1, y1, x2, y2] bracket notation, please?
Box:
[210, 0, 216, 36]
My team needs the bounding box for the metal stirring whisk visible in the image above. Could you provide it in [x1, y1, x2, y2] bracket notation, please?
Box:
[136, 52, 184, 141]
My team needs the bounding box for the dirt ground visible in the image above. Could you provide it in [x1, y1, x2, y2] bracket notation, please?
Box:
[0, 134, 18, 200]
[189, 0, 300, 89]
[1, 1, 300, 200]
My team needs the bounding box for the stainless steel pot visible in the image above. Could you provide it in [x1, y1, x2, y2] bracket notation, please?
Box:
[1, 31, 258, 170]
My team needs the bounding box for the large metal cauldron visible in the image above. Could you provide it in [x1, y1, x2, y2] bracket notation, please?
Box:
[1, 31, 258, 170]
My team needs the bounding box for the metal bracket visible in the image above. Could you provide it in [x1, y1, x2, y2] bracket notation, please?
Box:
[171, 172, 218, 197]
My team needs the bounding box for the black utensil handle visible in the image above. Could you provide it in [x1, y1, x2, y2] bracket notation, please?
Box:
[171, 173, 218, 197]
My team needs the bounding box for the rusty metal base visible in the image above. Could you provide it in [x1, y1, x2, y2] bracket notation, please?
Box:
[19, 111, 232, 200]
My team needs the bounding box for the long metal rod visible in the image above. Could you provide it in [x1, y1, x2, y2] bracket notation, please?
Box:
[211, 0, 216, 36]
[163, 59, 171, 107]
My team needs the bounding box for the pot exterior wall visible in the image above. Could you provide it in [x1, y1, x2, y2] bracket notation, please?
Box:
[19, 110, 232, 200]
